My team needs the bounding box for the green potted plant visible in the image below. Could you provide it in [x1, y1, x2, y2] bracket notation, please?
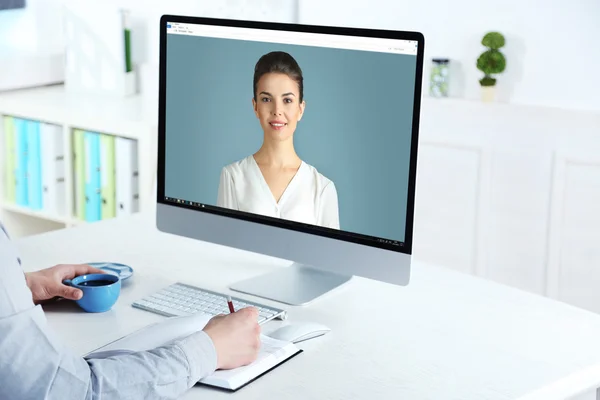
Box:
[476, 32, 506, 102]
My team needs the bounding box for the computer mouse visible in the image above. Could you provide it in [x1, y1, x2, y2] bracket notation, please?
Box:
[268, 322, 331, 343]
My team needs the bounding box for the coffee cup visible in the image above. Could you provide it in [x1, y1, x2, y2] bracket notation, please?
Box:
[64, 273, 121, 312]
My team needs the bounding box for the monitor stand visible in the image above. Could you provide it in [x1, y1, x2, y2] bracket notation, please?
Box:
[229, 263, 352, 306]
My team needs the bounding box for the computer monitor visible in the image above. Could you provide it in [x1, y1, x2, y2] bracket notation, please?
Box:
[156, 15, 424, 305]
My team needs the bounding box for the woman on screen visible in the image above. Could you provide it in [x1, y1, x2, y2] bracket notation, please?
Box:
[217, 51, 340, 229]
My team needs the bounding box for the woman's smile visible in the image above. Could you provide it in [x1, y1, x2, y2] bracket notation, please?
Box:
[269, 120, 287, 130]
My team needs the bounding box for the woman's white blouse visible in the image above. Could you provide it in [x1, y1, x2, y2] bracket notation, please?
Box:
[217, 156, 340, 229]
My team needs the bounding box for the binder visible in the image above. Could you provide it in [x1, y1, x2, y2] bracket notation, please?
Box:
[122, 10, 132, 73]
[99, 134, 116, 219]
[26, 120, 43, 210]
[40, 123, 65, 216]
[3, 116, 16, 203]
[14, 118, 28, 207]
[84, 131, 101, 222]
[73, 129, 86, 220]
[115, 137, 138, 216]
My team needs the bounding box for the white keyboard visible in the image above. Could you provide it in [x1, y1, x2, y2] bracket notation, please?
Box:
[132, 282, 287, 324]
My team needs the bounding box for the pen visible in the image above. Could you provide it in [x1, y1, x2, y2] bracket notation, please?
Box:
[227, 295, 235, 313]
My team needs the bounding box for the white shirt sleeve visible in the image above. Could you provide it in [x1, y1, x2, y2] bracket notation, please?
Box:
[217, 167, 238, 210]
[0, 223, 217, 400]
[318, 181, 340, 229]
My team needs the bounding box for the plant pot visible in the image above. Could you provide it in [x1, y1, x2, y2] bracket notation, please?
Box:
[481, 85, 496, 102]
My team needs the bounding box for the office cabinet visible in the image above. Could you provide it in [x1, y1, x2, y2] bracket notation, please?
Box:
[413, 97, 600, 313]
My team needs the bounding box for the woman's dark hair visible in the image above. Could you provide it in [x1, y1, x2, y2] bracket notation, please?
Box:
[253, 51, 304, 102]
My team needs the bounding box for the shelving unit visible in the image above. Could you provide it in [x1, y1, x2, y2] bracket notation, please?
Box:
[0, 84, 158, 238]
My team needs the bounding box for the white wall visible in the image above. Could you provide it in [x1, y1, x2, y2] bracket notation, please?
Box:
[0, 0, 297, 104]
[0, 0, 297, 56]
[2, 0, 598, 112]
[0, 0, 64, 54]
[64, 0, 295, 70]
[299, 0, 600, 112]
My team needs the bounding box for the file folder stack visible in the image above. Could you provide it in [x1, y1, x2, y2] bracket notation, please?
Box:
[2, 116, 65, 216]
[72, 130, 138, 222]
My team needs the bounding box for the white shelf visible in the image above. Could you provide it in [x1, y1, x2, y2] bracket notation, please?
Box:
[0, 84, 158, 238]
[421, 94, 600, 119]
[0, 84, 157, 139]
[2, 201, 92, 225]
[2, 202, 72, 225]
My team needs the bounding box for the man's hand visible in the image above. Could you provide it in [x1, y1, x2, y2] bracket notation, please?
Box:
[203, 307, 261, 370]
[25, 264, 106, 304]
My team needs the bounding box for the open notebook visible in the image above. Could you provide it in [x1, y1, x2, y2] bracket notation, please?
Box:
[84, 312, 302, 391]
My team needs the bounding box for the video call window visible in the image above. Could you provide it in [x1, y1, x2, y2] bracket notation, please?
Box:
[164, 23, 418, 245]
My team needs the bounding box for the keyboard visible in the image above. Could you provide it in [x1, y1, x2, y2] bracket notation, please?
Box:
[132, 282, 287, 324]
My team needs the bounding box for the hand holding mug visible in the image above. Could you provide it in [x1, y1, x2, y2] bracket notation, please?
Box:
[25, 263, 106, 304]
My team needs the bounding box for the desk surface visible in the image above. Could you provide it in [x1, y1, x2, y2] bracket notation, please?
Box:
[14, 213, 600, 399]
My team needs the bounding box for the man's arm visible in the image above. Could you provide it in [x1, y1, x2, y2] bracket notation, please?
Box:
[0, 230, 217, 400]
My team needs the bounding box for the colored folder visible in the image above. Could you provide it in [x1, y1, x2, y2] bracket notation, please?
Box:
[40, 123, 65, 216]
[99, 134, 116, 219]
[3, 116, 16, 203]
[26, 120, 43, 210]
[14, 118, 28, 207]
[84, 131, 101, 222]
[73, 129, 86, 220]
[115, 137, 139, 216]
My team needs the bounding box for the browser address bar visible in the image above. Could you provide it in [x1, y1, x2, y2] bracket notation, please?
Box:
[167, 23, 417, 56]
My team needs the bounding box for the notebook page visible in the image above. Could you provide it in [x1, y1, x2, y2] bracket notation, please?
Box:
[200, 335, 296, 388]
[260, 335, 294, 358]
[85, 312, 213, 358]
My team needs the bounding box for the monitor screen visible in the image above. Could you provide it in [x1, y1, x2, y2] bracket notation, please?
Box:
[160, 19, 421, 252]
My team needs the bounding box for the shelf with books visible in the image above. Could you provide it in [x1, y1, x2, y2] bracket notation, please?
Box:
[70, 128, 140, 224]
[2, 117, 67, 218]
[1, 202, 72, 225]
[0, 85, 157, 238]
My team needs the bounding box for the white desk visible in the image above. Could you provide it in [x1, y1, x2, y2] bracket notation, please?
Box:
[14, 212, 600, 400]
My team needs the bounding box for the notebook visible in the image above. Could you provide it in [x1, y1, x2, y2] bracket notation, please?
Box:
[84, 312, 302, 391]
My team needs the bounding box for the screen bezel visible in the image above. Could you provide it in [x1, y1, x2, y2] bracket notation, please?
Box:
[157, 15, 424, 255]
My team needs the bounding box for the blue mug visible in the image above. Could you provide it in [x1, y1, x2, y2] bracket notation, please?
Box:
[64, 273, 121, 313]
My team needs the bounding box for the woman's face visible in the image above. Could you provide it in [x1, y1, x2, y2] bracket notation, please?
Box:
[253, 72, 305, 142]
